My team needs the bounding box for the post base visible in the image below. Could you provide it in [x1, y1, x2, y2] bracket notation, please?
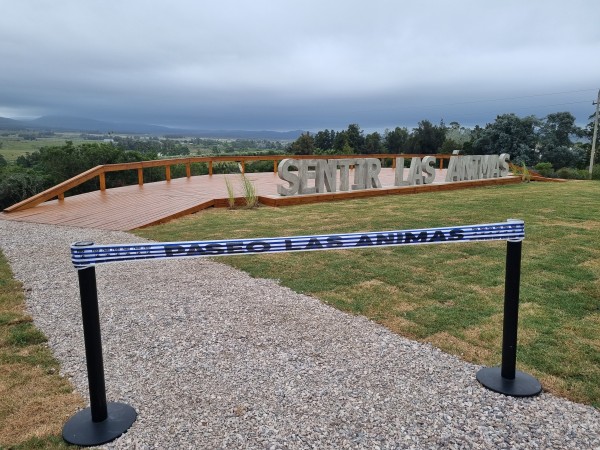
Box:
[62, 402, 137, 446]
[476, 366, 542, 397]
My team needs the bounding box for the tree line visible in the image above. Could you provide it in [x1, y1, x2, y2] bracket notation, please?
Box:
[0, 141, 155, 209]
[288, 112, 598, 176]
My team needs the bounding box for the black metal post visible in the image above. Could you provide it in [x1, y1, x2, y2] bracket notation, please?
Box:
[78, 265, 108, 421]
[501, 240, 521, 379]
[476, 239, 542, 397]
[63, 242, 137, 446]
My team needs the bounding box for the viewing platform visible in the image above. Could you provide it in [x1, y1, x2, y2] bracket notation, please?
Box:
[1, 154, 522, 231]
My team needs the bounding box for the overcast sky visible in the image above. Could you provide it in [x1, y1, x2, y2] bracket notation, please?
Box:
[1, 0, 599, 131]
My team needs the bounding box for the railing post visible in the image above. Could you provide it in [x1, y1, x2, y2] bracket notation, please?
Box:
[186, 163, 191, 178]
[241, 160, 246, 174]
[209, 161, 213, 176]
[137, 168, 143, 186]
[273, 160, 278, 174]
[99, 172, 106, 191]
[476, 227, 542, 397]
[166, 165, 171, 182]
[62, 242, 137, 446]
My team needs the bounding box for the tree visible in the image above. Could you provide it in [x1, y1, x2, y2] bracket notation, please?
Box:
[462, 125, 483, 154]
[537, 145, 586, 170]
[444, 121, 471, 150]
[407, 120, 446, 153]
[333, 131, 352, 153]
[346, 124, 365, 153]
[314, 129, 335, 151]
[471, 114, 539, 165]
[364, 132, 382, 154]
[289, 132, 316, 155]
[537, 112, 585, 169]
[540, 112, 581, 147]
[441, 138, 461, 153]
[384, 127, 409, 153]
[0, 154, 6, 168]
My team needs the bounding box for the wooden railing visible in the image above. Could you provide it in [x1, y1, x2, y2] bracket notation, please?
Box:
[507, 162, 565, 183]
[4, 153, 453, 213]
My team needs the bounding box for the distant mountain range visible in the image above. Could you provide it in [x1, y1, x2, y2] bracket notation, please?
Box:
[0, 115, 304, 140]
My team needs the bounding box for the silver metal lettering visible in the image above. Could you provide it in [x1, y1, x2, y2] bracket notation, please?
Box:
[299, 160, 317, 194]
[277, 159, 300, 196]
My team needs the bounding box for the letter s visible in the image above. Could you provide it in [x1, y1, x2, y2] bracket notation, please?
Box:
[421, 156, 436, 184]
[277, 159, 300, 196]
[499, 153, 510, 177]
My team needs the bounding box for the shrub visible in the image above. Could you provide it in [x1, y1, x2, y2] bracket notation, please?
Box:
[555, 167, 588, 180]
[0, 167, 50, 209]
[534, 162, 554, 177]
[212, 162, 240, 174]
[244, 160, 275, 173]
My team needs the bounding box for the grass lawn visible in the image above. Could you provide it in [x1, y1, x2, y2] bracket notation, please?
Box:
[136, 181, 600, 408]
[0, 252, 82, 448]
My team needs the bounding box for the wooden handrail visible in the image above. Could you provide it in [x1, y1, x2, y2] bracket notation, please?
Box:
[4, 153, 453, 212]
[4, 166, 104, 212]
[508, 162, 565, 183]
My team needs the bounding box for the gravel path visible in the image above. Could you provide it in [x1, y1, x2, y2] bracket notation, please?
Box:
[0, 218, 598, 450]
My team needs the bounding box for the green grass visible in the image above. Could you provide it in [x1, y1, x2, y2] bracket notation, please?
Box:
[0, 135, 90, 162]
[0, 251, 82, 448]
[136, 181, 600, 408]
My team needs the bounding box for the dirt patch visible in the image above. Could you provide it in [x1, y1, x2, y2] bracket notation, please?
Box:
[427, 331, 493, 364]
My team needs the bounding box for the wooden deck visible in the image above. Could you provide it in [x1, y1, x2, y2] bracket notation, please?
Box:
[1, 169, 521, 231]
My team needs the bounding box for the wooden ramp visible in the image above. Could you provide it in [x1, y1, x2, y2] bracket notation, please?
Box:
[1, 169, 521, 231]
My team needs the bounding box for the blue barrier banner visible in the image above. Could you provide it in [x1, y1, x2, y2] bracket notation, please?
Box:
[71, 220, 524, 269]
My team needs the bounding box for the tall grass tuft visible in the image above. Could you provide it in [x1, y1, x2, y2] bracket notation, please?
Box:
[224, 177, 235, 209]
[240, 174, 258, 208]
[521, 163, 531, 182]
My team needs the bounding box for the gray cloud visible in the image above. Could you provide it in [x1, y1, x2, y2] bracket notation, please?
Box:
[1, 0, 599, 130]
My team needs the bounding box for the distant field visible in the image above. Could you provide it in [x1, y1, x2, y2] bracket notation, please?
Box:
[0, 134, 283, 162]
[186, 144, 280, 156]
[0, 134, 89, 162]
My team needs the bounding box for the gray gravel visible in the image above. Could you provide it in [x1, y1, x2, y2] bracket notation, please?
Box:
[0, 218, 598, 450]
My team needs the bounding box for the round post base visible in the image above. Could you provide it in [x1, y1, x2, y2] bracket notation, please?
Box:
[62, 402, 137, 446]
[476, 367, 542, 397]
